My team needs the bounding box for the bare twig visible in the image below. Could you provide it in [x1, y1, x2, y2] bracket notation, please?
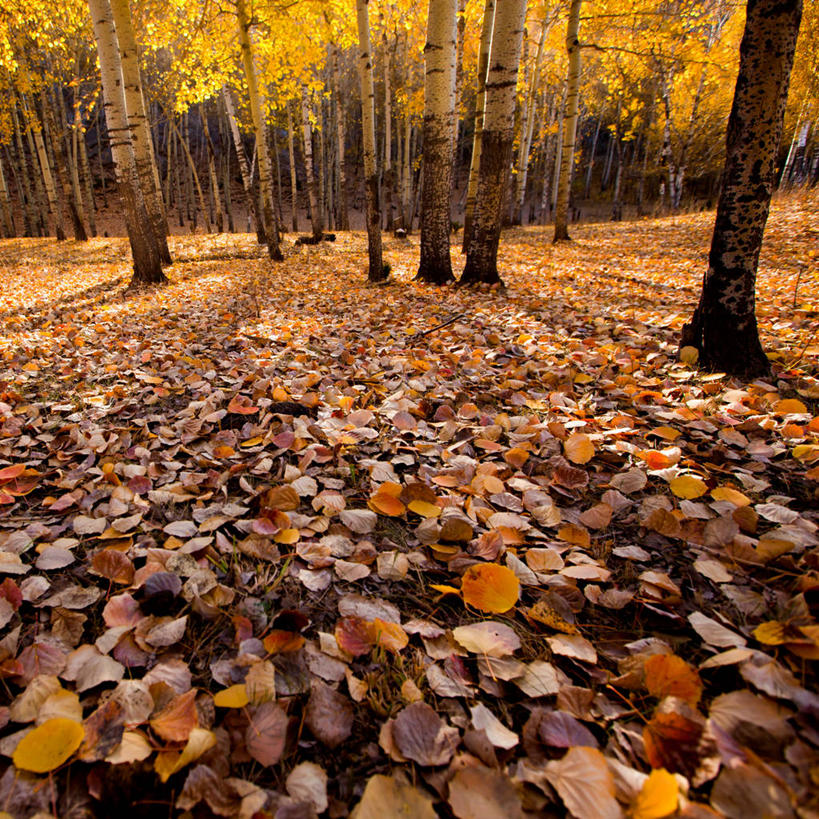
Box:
[409, 312, 466, 341]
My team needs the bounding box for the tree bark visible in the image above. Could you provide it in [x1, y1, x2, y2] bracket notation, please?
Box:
[235, 0, 282, 260]
[331, 43, 349, 230]
[417, 0, 457, 284]
[24, 94, 65, 240]
[460, 0, 527, 287]
[301, 88, 323, 239]
[681, 0, 802, 378]
[88, 0, 165, 286]
[553, 0, 582, 242]
[462, 0, 495, 254]
[356, 0, 385, 281]
[109, 0, 171, 262]
[222, 87, 264, 243]
[0, 152, 14, 237]
[201, 105, 223, 232]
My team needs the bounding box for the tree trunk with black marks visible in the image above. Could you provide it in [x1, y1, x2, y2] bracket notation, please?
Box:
[235, 0, 281, 260]
[110, 0, 171, 262]
[417, 0, 457, 284]
[301, 88, 323, 239]
[460, 0, 526, 287]
[681, 0, 802, 378]
[462, 0, 494, 254]
[356, 0, 385, 281]
[553, 0, 582, 242]
[88, 0, 165, 286]
[223, 87, 264, 244]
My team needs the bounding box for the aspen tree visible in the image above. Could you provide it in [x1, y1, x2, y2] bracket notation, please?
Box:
[109, 0, 171, 262]
[681, 0, 803, 377]
[356, 0, 385, 282]
[416, 0, 457, 284]
[553, 0, 582, 242]
[87, 0, 165, 285]
[301, 88, 323, 239]
[460, 0, 526, 287]
[462, 0, 494, 255]
[235, 0, 282, 260]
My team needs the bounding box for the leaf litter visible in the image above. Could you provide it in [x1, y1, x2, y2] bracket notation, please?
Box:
[0, 199, 817, 816]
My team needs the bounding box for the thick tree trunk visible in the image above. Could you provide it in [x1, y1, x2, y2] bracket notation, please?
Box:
[460, 0, 526, 287]
[88, 0, 165, 286]
[301, 88, 323, 239]
[222, 87, 264, 243]
[109, 0, 171, 262]
[462, 0, 494, 254]
[417, 0, 457, 284]
[235, 0, 281, 260]
[681, 0, 802, 378]
[553, 0, 582, 242]
[356, 0, 385, 281]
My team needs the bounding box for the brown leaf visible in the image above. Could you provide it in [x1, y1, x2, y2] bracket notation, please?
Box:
[390, 701, 459, 766]
[305, 681, 353, 748]
[245, 701, 288, 766]
[150, 689, 197, 743]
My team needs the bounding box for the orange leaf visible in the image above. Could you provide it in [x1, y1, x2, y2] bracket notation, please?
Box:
[644, 654, 702, 706]
[461, 564, 520, 613]
[368, 493, 405, 517]
[227, 394, 258, 414]
[371, 618, 408, 653]
[564, 433, 595, 465]
[149, 689, 197, 742]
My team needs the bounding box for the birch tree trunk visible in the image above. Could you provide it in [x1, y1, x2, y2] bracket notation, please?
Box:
[462, 0, 495, 254]
[356, 0, 385, 281]
[201, 106, 223, 232]
[109, 0, 171, 262]
[681, 0, 802, 377]
[331, 43, 349, 230]
[87, 0, 165, 285]
[417, 0, 457, 284]
[222, 87, 263, 243]
[460, 0, 527, 286]
[553, 0, 582, 242]
[235, 0, 282, 260]
[301, 88, 323, 239]
[286, 102, 299, 232]
[43, 88, 89, 240]
[513, 19, 548, 226]
[26, 94, 65, 241]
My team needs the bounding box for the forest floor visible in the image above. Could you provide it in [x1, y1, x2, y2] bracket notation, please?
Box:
[0, 194, 817, 818]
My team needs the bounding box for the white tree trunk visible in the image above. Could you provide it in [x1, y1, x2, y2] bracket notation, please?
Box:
[461, 0, 527, 285]
[109, 0, 170, 261]
[301, 88, 323, 238]
[554, 0, 582, 241]
[235, 0, 281, 259]
[462, 0, 495, 253]
[417, 0, 457, 283]
[356, 0, 384, 280]
[87, 0, 164, 284]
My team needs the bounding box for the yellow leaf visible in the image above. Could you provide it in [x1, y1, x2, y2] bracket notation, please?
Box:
[213, 684, 249, 708]
[430, 583, 462, 596]
[564, 433, 595, 465]
[710, 486, 751, 506]
[632, 768, 678, 819]
[461, 564, 520, 613]
[407, 500, 441, 518]
[273, 528, 300, 544]
[13, 718, 85, 773]
[155, 728, 217, 783]
[792, 444, 819, 462]
[669, 475, 707, 499]
[753, 621, 787, 645]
